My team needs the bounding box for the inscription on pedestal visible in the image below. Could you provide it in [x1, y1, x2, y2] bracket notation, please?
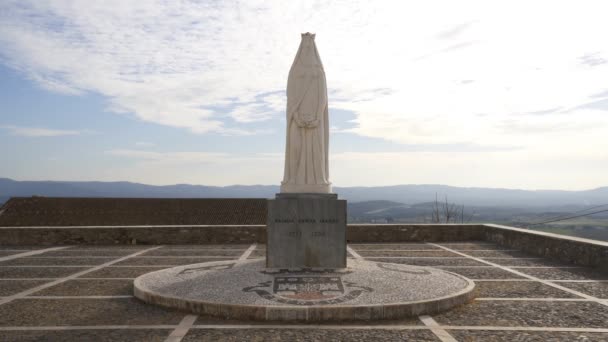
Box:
[267, 193, 346, 268]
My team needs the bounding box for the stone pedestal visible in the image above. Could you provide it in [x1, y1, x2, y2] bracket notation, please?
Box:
[266, 193, 346, 268]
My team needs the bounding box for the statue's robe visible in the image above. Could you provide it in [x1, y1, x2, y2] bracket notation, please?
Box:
[281, 33, 331, 193]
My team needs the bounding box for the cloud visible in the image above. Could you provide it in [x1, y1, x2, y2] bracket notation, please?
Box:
[523, 107, 563, 116]
[580, 53, 607, 67]
[105, 149, 281, 165]
[436, 21, 477, 40]
[135, 141, 155, 147]
[0, 1, 607, 164]
[0, 125, 83, 137]
[105, 149, 229, 164]
[229, 103, 275, 123]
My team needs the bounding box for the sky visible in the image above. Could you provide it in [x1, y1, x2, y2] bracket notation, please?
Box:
[0, 0, 607, 191]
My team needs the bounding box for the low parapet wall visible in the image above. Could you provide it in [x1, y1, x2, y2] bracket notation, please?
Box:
[483, 223, 608, 272]
[0, 224, 485, 245]
[346, 224, 484, 242]
[1, 223, 606, 272]
[0, 197, 267, 226]
[0, 225, 266, 245]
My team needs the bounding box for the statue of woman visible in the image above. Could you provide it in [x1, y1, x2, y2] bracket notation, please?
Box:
[281, 33, 332, 193]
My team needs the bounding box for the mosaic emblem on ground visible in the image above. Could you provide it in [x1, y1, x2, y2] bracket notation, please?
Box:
[243, 274, 373, 305]
[135, 259, 476, 319]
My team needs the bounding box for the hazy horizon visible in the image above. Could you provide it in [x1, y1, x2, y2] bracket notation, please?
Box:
[1, 177, 607, 192]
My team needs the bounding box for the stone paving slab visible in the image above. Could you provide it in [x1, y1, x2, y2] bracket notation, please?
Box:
[435, 267, 526, 279]
[0, 330, 171, 342]
[367, 257, 487, 267]
[113, 257, 233, 266]
[0, 246, 46, 251]
[475, 281, 582, 298]
[183, 328, 441, 341]
[0, 267, 87, 279]
[0, 251, 22, 257]
[64, 246, 147, 250]
[31, 279, 134, 296]
[485, 258, 574, 267]
[249, 250, 266, 257]
[140, 249, 244, 257]
[437, 243, 511, 250]
[0, 298, 185, 326]
[40, 250, 139, 257]
[358, 250, 460, 257]
[434, 300, 608, 328]
[349, 244, 440, 250]
[192, 315, 424, 326]
[0, 280, 50, 296]
[0, 257, 116, 266]
[79, 267, 169, 278]
[464, 250, 534, 258]
[517, 268, 608, 281]
[159, 245, 250, 249]
[449, 330, 608, 342]
[0, 243, 606, 340]
[559, 282, 608, 299]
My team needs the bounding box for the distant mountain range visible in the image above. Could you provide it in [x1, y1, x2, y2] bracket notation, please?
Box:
[1, 178, 606, 207]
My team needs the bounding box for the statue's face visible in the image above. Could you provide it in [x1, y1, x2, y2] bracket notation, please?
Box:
[300, 37, 315, 65]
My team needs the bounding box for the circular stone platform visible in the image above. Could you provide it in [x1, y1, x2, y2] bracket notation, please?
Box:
[134, 259, 475, 321]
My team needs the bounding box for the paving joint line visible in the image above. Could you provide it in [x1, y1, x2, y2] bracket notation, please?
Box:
[0, 278, 61, 281]
[419, 315, 458, 342]
[346, 246, 363, 259]
[429, 243, 608, 307]
[91, 265, 230, 268]
[551, 280, 608, 283]
[361, 256, 470, 259]
[0, 323, 606, 333]
[509, 266, 584, 269]
[0, 265, 101, 268]
[436, 266, 497, 268]
[21, 295, 134, 299]
[14, 256, 234, 259]
[473, 279, 539, 282]
[165, 314, 198, 342]
[190, 324, 429, 330]
[441, 326, 608, 332]
[0, 246, 72, 263]
[238, 243, 257, 261]
[354, 249, 520, 252]
[0, 325, 430, 331]
[476, 297, 595, 302]
[70, 277, 135, 280]
[0, 325, 178, 331]
[0, 245, 163, 306]
[362, 256, 544, 260]
[0, 265, 219, 268]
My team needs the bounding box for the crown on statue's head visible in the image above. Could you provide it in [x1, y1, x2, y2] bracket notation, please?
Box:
[301, 32, 316, 39]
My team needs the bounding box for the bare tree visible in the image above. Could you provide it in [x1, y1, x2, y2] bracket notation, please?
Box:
[427, 193, 474, 223]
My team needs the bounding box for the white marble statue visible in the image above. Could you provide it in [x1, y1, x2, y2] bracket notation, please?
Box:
[280, 33, 332, 193]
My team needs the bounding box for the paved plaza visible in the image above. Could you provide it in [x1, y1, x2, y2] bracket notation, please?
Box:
[1, 242, 608, 341]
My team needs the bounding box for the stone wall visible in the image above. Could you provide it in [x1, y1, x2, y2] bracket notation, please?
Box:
[0, 224, 485, 245]
[0, 197, 267, 226]
[484, 224, 608, 272]
[347, 224, 485, 242]
[0, 225, 266, 245]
